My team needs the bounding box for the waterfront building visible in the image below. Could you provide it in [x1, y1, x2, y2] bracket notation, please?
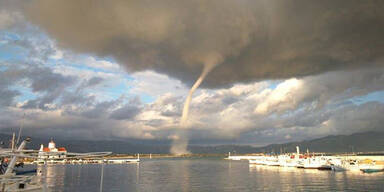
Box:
[36, 138, 67, 164]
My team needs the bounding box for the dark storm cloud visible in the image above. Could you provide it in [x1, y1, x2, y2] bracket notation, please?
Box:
[109, 104, 141, 120]
[326, 102, 384, 134]
[60, 91, 95, 106]
[21, 0, 384, 87]
[2, 0, 384, 145]
[109, 96, 142, 120]
[0, 63, 77, 109]
[1, 64, 75, 94]
[22, 67, 76, 110]
[234, 101, 384, 145]
[9, 36, 56, 62]
[0, 65, 21, 106]
[252, 68, 384, 115]
[0, 89, 20, 106]
[26, 67, 75, 93]
[21, 95, 58, 110]
[221, 95, 238, 105]
[152, 95, 182, 117]
[81, 100, 119, 119]
[161, 110, 180, 118]
[84, 77, 104, 87]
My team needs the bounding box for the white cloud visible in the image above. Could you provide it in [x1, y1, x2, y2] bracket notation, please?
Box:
[50, 49, 63, 60]
[254, 78, 304, 115]
[0, 10, 21, 30]
[2, 68, 384, 144]
[83, 56, 120, 71]
[130, 70, 187, 98]
[2, 29, 384, 144]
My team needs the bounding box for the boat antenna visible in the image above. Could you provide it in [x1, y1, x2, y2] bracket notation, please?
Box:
[16, 113, 25, 146]
[11, 132, 15, 151]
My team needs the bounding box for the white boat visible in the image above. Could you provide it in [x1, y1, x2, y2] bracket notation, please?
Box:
[280, 160, 299, 167]
[245, 146, 384, 173]
[0, 138, 44, 191]
[303, 157, 331, 170]
[249, 159, 264, 165]
[328, 157, 347, 171]
[1, 135, 113, 191]
[336, 160, 363, 172]
[278, 155, 299, 167]
[249, 156, 280, 166]
[264, 157, 280, 166]
[104, 153, 140, 164]
[0, 115, 114, 191]
[329, 158, 383, 172]
[104, 158, 139, 164]
[0, 175, 43, 192]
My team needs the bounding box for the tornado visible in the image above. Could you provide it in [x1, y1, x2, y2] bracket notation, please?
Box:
[170, 55, 221, 155]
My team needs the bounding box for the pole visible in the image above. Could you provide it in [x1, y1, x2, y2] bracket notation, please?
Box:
[5, 138, 29, 175]
[11, 133, 15, 151]
[99, 161, 104, 192]
[16, 113, 25, 146]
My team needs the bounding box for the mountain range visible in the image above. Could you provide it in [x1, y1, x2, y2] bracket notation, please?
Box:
[0, 131, 383, 154]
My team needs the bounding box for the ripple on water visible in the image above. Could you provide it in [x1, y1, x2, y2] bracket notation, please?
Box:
[29, 159, 384, 192]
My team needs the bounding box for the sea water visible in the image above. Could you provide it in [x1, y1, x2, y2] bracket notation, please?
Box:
[34, 158, 384, 192]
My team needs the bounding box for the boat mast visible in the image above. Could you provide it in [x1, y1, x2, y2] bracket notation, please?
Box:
[11, 133, 15, 151]
[5, 138, 30, 175]
[16, 113, 25, 146]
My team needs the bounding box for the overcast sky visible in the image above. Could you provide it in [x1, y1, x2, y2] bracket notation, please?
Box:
[1, 0, 384, 146]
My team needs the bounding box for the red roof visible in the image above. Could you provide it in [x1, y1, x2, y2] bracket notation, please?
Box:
[58, 147, 67, 152]
[43, 147, 50, 152]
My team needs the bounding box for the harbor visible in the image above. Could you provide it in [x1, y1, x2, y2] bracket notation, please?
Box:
[1, 0, 384, 191]
[227, 147, 384, 173]
[21, 157, 384, 191]
[2, 134, 384, 191]
[25, 139, 140, 165]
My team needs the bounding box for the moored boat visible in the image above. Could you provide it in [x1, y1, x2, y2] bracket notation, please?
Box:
[361, 168, 384, 173]
[303, 157, 331, 170]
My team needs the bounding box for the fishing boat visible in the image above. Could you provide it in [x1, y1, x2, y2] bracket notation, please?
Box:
[359, 162, 384, 173]
[0, 137, 113, 191]
[245, 145, 384, 174]
[0, 137, 44, 191]
[104, 154, 140, 164]
[0, 114, 115, 191]
[249, 159, 265, 165]
[264, 157, 280, 166]
[278, 155, 299, 167]
[248, 156, 280, 166]
[303, 157, 331, 170]
[361, 168, 384, 173]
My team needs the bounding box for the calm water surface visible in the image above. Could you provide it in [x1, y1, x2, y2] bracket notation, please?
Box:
[35, 158, 384, 192]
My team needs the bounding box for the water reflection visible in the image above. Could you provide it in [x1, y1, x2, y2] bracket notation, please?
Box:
[34, 159, 384, 192]
[37, 164, 66, 190]
[137, 159, 192, 191]
[248, 163, 384, 191]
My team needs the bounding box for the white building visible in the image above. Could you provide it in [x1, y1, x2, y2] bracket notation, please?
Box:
[36, 138, 67, 164]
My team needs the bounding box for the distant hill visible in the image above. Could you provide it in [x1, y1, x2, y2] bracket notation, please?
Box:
[253, 131, 384, 154]
[0, 134, 170, 154]
[0, 131, 383, 154]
